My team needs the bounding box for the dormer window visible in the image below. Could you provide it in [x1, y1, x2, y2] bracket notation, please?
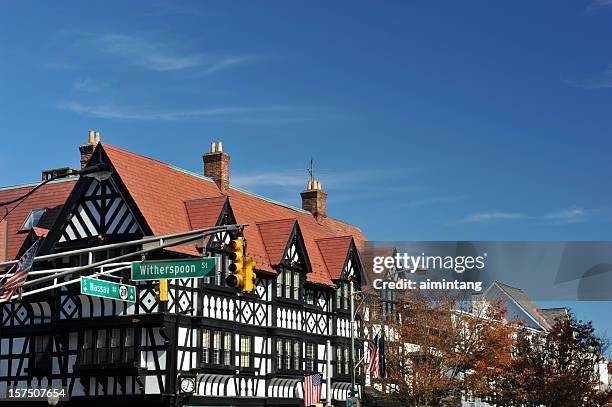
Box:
[336, 281, 350, 310]
[20, 208, 46, 231]
[276, 267, 301, 300]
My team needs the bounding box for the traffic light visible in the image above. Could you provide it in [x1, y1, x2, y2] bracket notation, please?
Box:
[226, 237, 246, 289]
[226, 237, 257, 292]
[243, 256, 257, 292]
[154, 279, 169, 302]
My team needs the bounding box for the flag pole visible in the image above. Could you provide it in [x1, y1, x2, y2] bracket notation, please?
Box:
[326, 339, 332, 407]
[350, 280, 356, 397]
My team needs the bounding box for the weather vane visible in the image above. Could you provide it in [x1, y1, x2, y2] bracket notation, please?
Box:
[307, 158, 315, 183]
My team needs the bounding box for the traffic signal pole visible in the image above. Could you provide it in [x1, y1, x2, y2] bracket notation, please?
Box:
[350, 280, 356, 397]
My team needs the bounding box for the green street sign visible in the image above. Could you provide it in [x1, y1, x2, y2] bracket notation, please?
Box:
[131, 258, 216, 281]
[80, 276, 136, 302]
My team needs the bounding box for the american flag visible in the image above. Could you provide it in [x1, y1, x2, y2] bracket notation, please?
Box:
[304, 372, 322, 406]
[367, 333, 380, 378]
[0, 239, 41, 302]
[367, 333, 386, 379]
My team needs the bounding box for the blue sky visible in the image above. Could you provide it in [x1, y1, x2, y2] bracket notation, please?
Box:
[0, 1, 611, 341]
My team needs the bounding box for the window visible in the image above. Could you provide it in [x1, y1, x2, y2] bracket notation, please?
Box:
[305, 342, 316, 372]
[238, 335, 252, 368]
[81, 330, 93, 364]
[110, 329, 121, 362]
[20, 208, 46, 231]
[96, 329, 107, 364]
[202, 328, 233, 368]
[276, 268, 301, 300]
[202, 329, 210, 364]
[336, 282, 349, 310]
[275, 337, 301, 372]
[32, 335, 51, 370]
[336, 345, 351, 376]
[79, 328, 135, 366]
[124, 328, 134, 362]
[305, 288, 315, 305]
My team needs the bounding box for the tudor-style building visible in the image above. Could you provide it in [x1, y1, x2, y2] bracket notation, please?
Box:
[0, 134, 368, 406]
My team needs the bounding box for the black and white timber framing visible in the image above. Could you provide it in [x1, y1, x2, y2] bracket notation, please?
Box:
[0, 150, 367, 407]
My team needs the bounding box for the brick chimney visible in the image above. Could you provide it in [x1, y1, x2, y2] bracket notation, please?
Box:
[79, 130, 100, 169]
[203, 141, 230, 192]
[301, 179, 327, 219]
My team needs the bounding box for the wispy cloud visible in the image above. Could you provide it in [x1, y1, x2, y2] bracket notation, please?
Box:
[57, 101, 306, 123]
[72, 77, 106, 92]
[543, 207, 588, 224]
[233, 173, 305, 188]
[587, 0, 612, 10]
[461, 211, 528, 223]
[564, 64, 612, 89]
[77, 32, 251, 74]
[460, 206, 592, 225]
[232, 168, 418, 196]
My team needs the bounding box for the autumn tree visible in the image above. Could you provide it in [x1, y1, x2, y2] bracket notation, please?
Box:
[365, 289, 519, 406]
[497, 314, 612, 407]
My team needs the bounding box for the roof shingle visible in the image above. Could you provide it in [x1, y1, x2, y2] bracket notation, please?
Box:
[101, 143, 367, 287]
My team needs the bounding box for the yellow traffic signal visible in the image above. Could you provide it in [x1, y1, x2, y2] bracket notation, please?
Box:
[155, 279, 169, 302]
[226, 238, 257, 292]
[227, 238, 246, 290]
[243, 256, 257, 292]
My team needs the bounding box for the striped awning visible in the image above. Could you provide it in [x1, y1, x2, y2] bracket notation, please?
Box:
[196, 374, 234, 397]
[331, 382, 360, 401]
[267, 377, 302, 399]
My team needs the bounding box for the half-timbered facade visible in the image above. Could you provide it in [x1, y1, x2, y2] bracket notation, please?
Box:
[0, 136, 368, 406]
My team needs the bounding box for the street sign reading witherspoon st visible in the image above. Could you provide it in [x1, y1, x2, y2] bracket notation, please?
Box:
[131, 258, 216, 281]
[80, 276, 136, 302]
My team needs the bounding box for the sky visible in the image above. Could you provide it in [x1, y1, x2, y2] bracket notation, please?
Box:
[0, 1, 611, 343]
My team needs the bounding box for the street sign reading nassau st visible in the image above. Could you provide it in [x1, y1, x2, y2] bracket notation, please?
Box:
[80, 276, 136, 302]
[131, 258, 216, 281]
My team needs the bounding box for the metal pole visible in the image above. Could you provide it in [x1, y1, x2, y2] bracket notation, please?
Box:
[326, 339, 332, 407]
[350, 280, 355, 396]
[0, 224, 244, 268]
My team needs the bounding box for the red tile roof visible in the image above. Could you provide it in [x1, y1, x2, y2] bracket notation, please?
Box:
[185, 196, 227, 230]
[316, 236, 353, 280]
[101, 143, 367, 287]
[0, 179, 76, 261]
[257, 219, 297, 265]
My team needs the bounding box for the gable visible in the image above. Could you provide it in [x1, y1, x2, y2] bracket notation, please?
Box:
[484, 283, 548, 331]
[341, 241, 363, 284]
[0, 179, 76, 260]
[57, 178, 144, 243]
[282, 224, 310, 271]
[257, 219, 296, 266]
[316, 236, 353, 280]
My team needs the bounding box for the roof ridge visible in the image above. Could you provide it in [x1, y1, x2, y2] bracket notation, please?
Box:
[315, 235, 354, 242]
[0, 176, 78, 192]
[184, 195, 227, 204]
[256, 218, 298, 226]
[101, 142, 173, 167]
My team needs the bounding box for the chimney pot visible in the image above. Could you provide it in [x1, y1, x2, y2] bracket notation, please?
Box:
[301, 180, 327, 219]
[203, 141, 230, 192]
[80, 130, 100, 169]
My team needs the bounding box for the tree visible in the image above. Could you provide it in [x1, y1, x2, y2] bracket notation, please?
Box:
[365, 290, 519, 406]
[498, 313, 612, 407]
